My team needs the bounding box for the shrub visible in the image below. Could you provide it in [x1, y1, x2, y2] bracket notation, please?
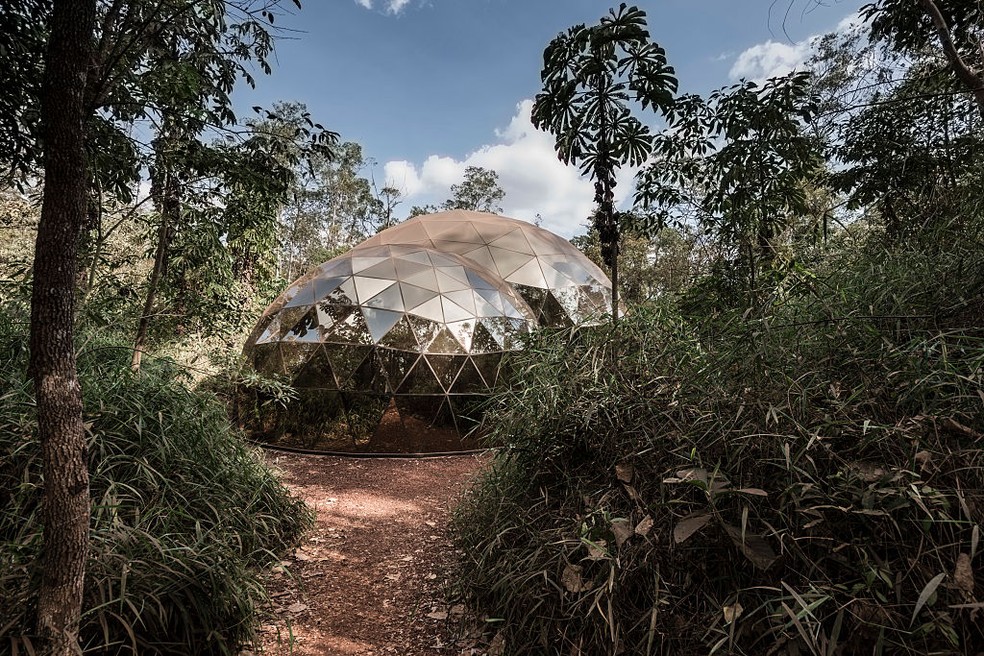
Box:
[0, 319, 311, 654]
[453, 241, 984, 655]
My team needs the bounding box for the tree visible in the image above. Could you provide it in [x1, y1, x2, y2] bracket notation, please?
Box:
[443, 165, 505, 213]
[862, 0, 984, 119]
[532, 3, 677, 325]
[636, 73, 822, 304]
[28, 1, 96, 653]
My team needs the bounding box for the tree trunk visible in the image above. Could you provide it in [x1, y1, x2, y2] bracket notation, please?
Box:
[917, 0, 984, 121]
[131, 162, 178, 373]
[30, 0, 97, 653]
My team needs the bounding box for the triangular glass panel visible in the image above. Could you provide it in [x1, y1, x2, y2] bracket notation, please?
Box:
[344, 350, 387, 393]
[471, 353, 504, 387]
[539, 292, 573, 327]
[325, 278, 358, 306]
[478, 318, 507, 350]
[407, 295, 445, 323]
[312, 276, 347, 302]
[427, 220, 478, 242]
[325, 309, 374, 345]
[275, 306, 310, 339]
[471, 321, 500, 354]
[444, 290, 477, 315]
[490, 247, 534, 278]
[460, 245, 500, 278]
[473, 219, 516, 244]
[376, 316, 420, 352]
[291, 344, 336, 389]
[445, 319, 475, 351]
[406, 315, 443, 350]
[353, 276, 395, 303]
[358, 258, 400, 280]
[450, 357, 485, 393]
[428, 326, 467, 355]
[399, 282, 438, 311]
[349, 254, 388, 274]
[362, 307, 403, 344]
[253, 316, 282, 345]
[489, 229, 533, 254]
[425, 354, 465, 393]
[325, 343, 373, 389]
[397, 249, 433, 265]
[441, 297, 474, 323]
[282, 282, 316, 308]
[397, 357, 444, 395]
[377, 350, 419, 392]
[508, 258, 548, 288]
[283, 308, 322, 343]
[432, 239, 477, 255]
[464, 268, 497, 291]
[393, 258, 432, 280]
[341, 393, 391, 448]
[251, 343, 287, 376]
[403, 267, 440, 291]
[435, 270, 469, 293]
[364, 283, 405, 312]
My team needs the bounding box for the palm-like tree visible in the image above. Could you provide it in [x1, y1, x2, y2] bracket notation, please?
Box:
[532, 3, 677, 324]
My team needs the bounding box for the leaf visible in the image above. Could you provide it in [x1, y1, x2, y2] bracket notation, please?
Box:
[673, 513, 712, 544]
[910, 572, 946, 626]
[723, 603, 743, 623]
[734, 488, 768, 497]
[611, 519, 634, 547]
[615, 462, 634, 483]
[954, 553, 975, 597]
[561, 564, 590, 593]
[635, 515, 654, 536]
[723, 522, 778, 570]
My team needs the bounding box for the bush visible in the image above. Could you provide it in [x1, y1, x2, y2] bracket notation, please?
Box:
[0, 319, 311, 654]
[453, 241, 984, 655]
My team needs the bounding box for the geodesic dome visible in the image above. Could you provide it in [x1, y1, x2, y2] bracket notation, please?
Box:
[358, 210, 614, 326]
[244, 243, 539, 453]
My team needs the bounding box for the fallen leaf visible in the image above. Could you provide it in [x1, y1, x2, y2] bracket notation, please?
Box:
[616, 462, 634, 484]
[673, 514, 713, 544]
[426, 610, 448, 620]
[955, 553, 975, 597]
[286, 602, 308, 614]
[723, 523, 778, 570]
[635, 515, 654, 536]
[911, 572, 946, 626]
[585, 539, 608, 559]
[487, 631, 506, 656]
[622, 483, 642, 503]
[561, 564, 590, 593]
[723, 603, 743, 623]
[734, 488, 769, 497]
[611, 519, 633, 547]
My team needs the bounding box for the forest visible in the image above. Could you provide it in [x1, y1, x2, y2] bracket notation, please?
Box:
[1, 0, 982, 654]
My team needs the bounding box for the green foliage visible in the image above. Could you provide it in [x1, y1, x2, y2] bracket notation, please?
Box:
[0, 319, 311, 654]
[533, 3, 677, 304]
[453, 228, 984, 654]
[443, 166, 505, 214]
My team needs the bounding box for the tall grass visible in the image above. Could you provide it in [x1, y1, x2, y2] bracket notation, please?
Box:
[453, 237, 984, 655]
[0, 320, 311, 654]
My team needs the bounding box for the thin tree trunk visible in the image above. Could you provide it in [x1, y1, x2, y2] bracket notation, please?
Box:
[918, 0, 984, 120]
[131, 166, 177, 373]
[30, 1, 97, 653]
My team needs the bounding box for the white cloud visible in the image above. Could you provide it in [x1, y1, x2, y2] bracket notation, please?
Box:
[386, 0, 410, 14]
[729, 40, 813, 82]
[383, 100, 637, 238]
[729, 10, 863, 83]
[354, 0, 411, 15]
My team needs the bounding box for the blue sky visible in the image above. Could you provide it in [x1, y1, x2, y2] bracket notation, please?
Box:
[237, 0, 863, 237]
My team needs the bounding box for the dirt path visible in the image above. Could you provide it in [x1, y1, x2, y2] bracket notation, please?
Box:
[250, 452, 488, 656]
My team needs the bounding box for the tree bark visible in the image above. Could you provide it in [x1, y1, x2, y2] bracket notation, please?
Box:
[917, 0, 984, 120]
[30, 0, 97, 654]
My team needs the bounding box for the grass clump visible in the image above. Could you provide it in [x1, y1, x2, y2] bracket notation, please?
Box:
[452, 241, 984, 655]
[0, 319, 311, 655]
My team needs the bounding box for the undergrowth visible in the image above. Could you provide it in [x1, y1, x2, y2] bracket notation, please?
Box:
[0, 320, 311, 655]
[453, 239, 984, 655]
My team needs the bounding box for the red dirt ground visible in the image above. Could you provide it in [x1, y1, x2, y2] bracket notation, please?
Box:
[248, 451, 491, 656]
